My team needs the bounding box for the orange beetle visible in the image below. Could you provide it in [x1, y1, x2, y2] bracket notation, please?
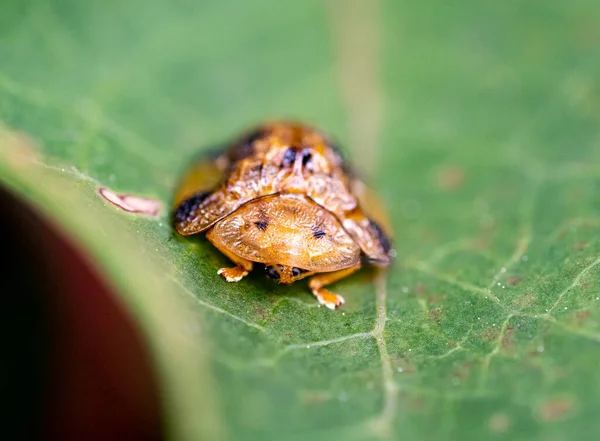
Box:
[173, 122, 393, 309]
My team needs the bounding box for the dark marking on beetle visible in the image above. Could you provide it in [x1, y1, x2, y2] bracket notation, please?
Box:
[281, 147, 298, 168]
[229, 128, 267, 162]
[370, 219, 392, 254]
[312, 229, 326, 239]
[173, 192, 210, 224]
[326, 139, 344, 157]
[245, 163, 263, 181]
[327, 140, 354, 175]
[282, 203, 300, 216]
[301, 148, 313, 170]
[254, 220, 269, 231]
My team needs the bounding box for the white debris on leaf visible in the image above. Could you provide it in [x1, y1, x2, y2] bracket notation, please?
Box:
[98, 187, 161, 217]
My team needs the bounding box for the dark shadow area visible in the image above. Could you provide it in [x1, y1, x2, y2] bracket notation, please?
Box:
[0, 185, 164, 441]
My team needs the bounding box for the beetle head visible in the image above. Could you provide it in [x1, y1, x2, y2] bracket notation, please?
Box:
[265, 264, 312, 284]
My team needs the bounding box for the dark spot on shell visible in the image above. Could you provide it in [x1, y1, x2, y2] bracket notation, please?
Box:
[254, 220, 269, 231]
[328, 141, 355, 176]
[281, 147, 298, 168]
[228, 128, 266, 162]
[312, 229, 326, 239]
[229, 143, 254, 163]
[246, 163, 263, 181]
[370, 219, 392, 254]
[327, 140, 345, 160]
[173, 192, 210, 224]
[283, 203, 300, 215]
[301, 148, 313, 170]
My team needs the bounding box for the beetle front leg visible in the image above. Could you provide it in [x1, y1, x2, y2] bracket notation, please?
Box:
[206, 229, 253, 282]
[308, 263, 361, 309]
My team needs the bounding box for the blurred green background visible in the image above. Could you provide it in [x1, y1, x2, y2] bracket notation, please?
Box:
[1, 0, 600, 440]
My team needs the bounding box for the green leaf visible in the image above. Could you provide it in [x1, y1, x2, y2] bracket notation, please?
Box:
[2, 0, 600, 440]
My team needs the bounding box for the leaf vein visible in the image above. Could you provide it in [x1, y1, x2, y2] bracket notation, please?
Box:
[548, 257, 600, 314]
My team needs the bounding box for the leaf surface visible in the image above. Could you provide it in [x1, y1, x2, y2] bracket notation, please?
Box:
[1, 1, 600, 440]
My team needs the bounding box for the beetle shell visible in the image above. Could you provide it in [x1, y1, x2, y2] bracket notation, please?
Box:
[208, 193, 360, 272]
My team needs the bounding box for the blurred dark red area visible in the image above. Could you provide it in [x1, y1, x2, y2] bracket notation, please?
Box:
[0, 185, 164, 441]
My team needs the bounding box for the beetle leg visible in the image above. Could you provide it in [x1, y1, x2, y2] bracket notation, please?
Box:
[308, 263, 361, 309]
[206, 229, 253, 282]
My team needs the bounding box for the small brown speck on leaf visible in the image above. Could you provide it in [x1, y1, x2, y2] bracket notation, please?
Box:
[507, 276, 523, 287]
[299, 390, 331, 405]
[501, 327, 516, 351]
[436, 165, 465, 191]
[414, 284, 426, 296]
[575, 309, 591, 322]
[514, 291, 535, 308]
[473, 237, 492, 252]
[538, 396, 576, 422]
[573, 241, 588, 251]
[488, 412, 510, 433]
[409, 395, 425, 410]
[480, 327, 499, 342]
[252, 306, 270, 319]
[428, 308, 442, 322]
[427, 293, 447, 305]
